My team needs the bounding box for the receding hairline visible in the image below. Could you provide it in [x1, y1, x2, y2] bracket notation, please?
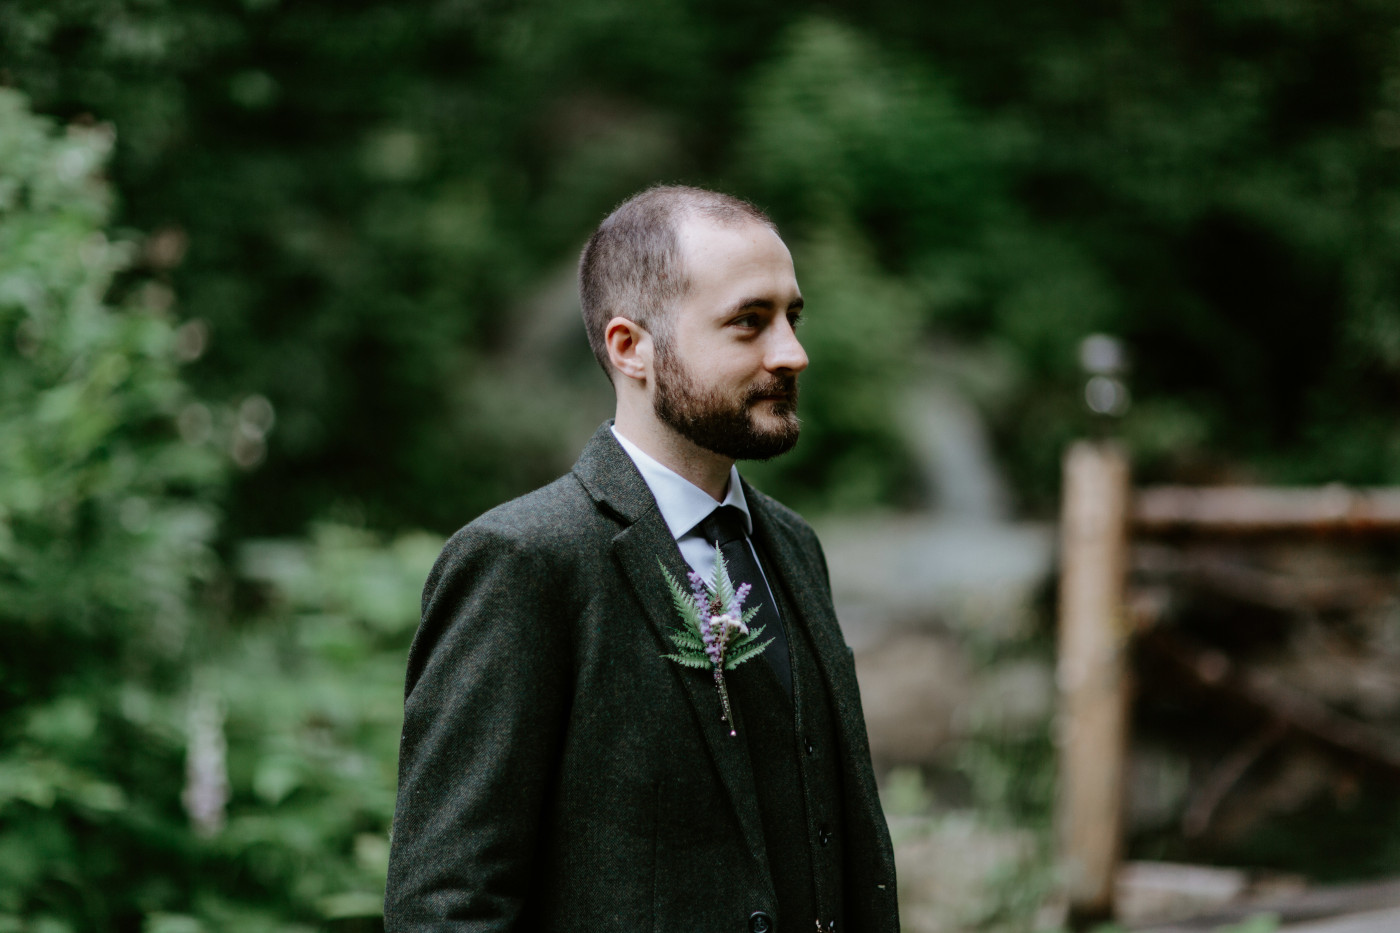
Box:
[671, 205, 782, 248]
[670, 212, 798, 305]
[590, 185, 776, 240]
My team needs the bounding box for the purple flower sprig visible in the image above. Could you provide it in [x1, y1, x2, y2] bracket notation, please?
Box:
[660, 546, 775, 737]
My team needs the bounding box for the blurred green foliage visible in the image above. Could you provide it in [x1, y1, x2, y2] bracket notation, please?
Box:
[0, 87, 220, 928]
[209, 524, 439, 929]
[0, 86, 436, 929]
[6, 0, 1399, 528]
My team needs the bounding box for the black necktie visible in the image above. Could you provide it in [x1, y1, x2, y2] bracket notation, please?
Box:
[697, 506, 793, 698]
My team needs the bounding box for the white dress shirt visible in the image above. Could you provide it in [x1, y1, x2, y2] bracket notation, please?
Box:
[610, 425, 756, 589]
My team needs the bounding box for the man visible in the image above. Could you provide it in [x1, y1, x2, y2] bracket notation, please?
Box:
[385, 186, 898, 933]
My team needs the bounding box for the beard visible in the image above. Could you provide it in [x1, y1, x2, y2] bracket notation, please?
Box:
[652, 341, 801, 461]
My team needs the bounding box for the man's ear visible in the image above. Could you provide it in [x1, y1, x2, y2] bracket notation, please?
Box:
[604, 316, 651, 383]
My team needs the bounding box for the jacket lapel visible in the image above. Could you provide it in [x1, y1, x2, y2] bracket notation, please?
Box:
[572, 425, 768, 868]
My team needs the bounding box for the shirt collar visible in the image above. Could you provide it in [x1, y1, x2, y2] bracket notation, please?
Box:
[611, 425, 752, 541]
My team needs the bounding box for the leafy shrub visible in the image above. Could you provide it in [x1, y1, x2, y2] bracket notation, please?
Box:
[0, 86, 436, 933]
[0, 87, 225, 930]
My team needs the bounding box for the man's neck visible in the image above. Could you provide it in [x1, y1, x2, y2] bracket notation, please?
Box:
[613, 409, 734, 501]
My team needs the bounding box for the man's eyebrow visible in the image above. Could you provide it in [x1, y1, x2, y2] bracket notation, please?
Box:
[728, 296, 805, 314]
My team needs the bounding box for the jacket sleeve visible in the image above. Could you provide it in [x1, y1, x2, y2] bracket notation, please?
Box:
[384, 525, 573, 932]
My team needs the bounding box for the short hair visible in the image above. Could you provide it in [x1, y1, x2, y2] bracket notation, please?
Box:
[578, 185, 776, 378]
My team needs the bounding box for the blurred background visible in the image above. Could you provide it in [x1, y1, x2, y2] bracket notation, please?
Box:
[4, 0, 1400, 929]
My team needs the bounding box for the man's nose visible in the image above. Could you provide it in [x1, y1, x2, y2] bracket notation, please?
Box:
[765, 318, 809, 374]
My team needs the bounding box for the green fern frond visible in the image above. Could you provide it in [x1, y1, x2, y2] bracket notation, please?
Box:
[668, 628, 705, 651]
[662, 652, 712, 670]
[725, 637, 775, 670]
[658, 560, 703, 632]
[732, 624, 765, 648]
[741, 605, 761, 627]
[712, 546, 737, 610]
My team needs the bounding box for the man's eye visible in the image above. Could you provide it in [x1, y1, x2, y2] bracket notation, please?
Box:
[788, 313, 803, 328]
[733, 314, 759, 328]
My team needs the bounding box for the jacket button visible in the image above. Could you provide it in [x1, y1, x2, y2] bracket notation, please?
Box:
[749, 910, 774, 933]
[804, 739, 815, 756]
[818, 825, 832, 846]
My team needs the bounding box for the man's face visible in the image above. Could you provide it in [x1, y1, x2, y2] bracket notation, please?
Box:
[649, 217, 808, 461]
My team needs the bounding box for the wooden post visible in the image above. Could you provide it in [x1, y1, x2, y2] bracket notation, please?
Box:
[1056, 441, 1132, 924]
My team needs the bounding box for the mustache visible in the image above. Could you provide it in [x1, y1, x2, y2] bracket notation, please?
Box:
[746, 375, 799, 405]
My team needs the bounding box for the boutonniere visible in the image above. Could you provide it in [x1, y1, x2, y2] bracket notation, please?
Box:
[659, 546, 774, 737]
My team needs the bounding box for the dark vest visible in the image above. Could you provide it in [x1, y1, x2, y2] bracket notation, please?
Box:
[729, 547, 846, 933]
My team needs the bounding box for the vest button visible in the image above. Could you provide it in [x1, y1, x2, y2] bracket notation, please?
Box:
[804, 739, 815, 756]
[749, 910, 774, 933]
[818, 825, 832, 846]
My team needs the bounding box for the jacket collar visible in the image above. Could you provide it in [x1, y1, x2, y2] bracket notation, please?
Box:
[609, 425, 753, 540]
[570, 421, 660, 525]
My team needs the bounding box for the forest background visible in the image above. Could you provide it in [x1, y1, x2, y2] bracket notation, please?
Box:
[4, 0, 1400, 929]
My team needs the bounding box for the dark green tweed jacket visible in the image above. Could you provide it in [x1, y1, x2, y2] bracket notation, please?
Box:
[384, 423, 899, 933]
